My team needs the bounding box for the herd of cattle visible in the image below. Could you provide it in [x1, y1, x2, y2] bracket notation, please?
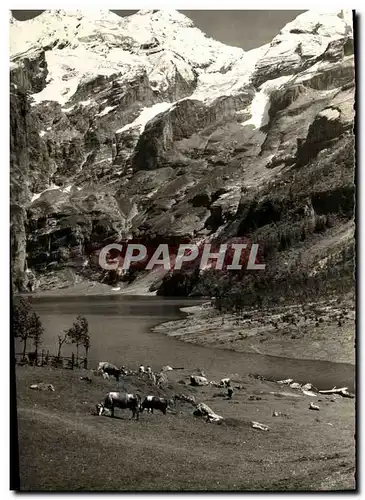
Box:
[96, 392, 170, 420]
[95, 361, 170, 385]
[94, 361, 233, 421]
[95, 361, 174, 420]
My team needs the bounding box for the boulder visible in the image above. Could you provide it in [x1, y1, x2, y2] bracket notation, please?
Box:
[193, 403, 223, 422]
[30, 383, 55, 391]
[190, 375, 209, 386]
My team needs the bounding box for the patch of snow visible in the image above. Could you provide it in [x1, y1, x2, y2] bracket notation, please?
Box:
[31, 184, 60, 203]
[147, 50, 196, 93]
[242, 75, 292, 130]
[93, 157, 113, 165]
[39, 130, 46, 137]
[191, 44, 268, 103]
[318, 108, 340, 121]
[62, 105, 75, 113]
[145, 187, 160, 199]
[97, 105, 118, 117]
[116, 102, 174, 134]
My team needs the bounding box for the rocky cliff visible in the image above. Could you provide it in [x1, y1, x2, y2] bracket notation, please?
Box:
[10, 9, 355, 296]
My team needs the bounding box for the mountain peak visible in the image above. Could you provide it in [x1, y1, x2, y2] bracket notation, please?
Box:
[280, 9, 353, 37]
[134, 9, 194, 27]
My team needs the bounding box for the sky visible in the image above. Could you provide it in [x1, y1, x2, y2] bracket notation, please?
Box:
[11, 10, 305, 50]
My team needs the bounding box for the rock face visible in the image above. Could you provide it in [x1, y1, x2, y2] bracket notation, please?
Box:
[10, 10, 355, 295]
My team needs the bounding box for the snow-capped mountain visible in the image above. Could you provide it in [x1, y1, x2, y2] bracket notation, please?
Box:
[10, 10, 355, 294]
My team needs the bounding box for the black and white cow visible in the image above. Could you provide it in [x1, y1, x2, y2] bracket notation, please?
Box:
[97, 362, 122, 381]
[141, 396, 168, 415]
[96, 392, 141, 419]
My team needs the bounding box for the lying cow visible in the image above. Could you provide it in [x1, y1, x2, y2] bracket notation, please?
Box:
[97, 362, 122, 381]
[96, 392, 141, 420]
[141, 396, 168, 415]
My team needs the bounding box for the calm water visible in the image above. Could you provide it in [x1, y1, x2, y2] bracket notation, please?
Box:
[16, 295, 355, 391]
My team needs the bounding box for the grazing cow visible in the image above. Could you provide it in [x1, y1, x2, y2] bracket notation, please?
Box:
[96, 392, 141, 419]
[97, 362, 121, 381]
[141, 396, 168, 415]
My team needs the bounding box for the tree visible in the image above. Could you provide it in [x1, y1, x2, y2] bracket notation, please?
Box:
[66, 315, 89, 365]
[83, 328, 91, 369]
[31, 314, 44, 363]
[57, 331, 71, 360]
[13, 298, 44, 362]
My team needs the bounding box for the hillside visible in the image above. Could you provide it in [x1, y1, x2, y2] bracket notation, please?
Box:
[10, 10, 355, 300]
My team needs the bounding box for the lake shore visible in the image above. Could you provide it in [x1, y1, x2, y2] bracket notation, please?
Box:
[22, 281, 355, 366]
[153, 296, 355, 366]
[20, 276, 158, 298]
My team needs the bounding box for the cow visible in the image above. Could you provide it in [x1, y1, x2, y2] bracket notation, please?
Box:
[97, 362, 122, 381]
[141, 396, 168, 415]
[27, 351, 38, 365]
[96, 392, 141, 420]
